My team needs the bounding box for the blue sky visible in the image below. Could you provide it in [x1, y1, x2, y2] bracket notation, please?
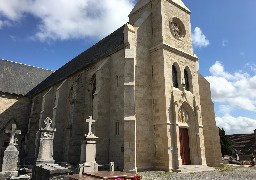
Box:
[0, 0, 255, 134]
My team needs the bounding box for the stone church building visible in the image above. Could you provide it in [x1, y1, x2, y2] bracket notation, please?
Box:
[0, 0, 221, 172]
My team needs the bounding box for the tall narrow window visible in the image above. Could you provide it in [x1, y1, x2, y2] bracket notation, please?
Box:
[115, 121, 120, 135]
[91, 74, 96, 117]
[116, 75, 119, 87]
[152, 66, 154, 78]
[184, 69, 190, 91]
[172, 65, 178, 88]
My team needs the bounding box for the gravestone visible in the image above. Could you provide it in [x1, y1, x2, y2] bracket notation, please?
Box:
[33, 117, 70, 180]
[0, 124, 21, 179]
[36, 117, 56, 165]
[80, 116, 99, 174]
[109, 162, 114, 172]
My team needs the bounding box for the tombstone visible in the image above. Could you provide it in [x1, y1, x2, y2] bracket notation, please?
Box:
[80, 116, 99, 174]
[36, 117, 56, 165]
[32, 117, 70, 180]
[0, 124, 21, 179]
[109, 162, 114, 172]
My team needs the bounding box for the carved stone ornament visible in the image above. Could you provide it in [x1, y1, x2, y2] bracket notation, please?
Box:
[41, 132, 54, 139]
[43, 117, 54, 131]
[170, 17, 186, 39]
[178, 107, 189, 124]
[5, 124, 21, 145]
[85, 116, 97, 138]
[40, 117, 56, 139]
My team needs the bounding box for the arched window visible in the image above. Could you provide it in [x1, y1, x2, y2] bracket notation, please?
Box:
[184, 69, 190, 91]
[91, 74, 96, 117]
[172, 65, 179, 88]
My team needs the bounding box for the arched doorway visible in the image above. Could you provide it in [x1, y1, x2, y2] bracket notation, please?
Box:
[178, 106, 191, 165]
[179, 128, 191, 165]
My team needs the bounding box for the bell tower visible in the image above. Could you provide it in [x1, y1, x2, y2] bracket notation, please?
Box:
[129, 0, 193, 55]
[127, 0, 207, 172]
[161, 0, 193, 55]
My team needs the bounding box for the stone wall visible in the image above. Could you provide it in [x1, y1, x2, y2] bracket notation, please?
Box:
[26, 50, 126, 168]
[198, 74, 222, 166]
[25, 93, 43, 165]
[0, 92, 31, 168]
[133, 7, 154, 171]
[108, 50, 125, 170]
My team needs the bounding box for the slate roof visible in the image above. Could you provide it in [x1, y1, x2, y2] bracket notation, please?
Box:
[28, 25, 125, 96]
[0, 60, 53, 96]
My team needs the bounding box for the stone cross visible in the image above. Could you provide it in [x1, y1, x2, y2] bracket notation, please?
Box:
[86, 116, 95, 136]
[5, 124, 21, 145]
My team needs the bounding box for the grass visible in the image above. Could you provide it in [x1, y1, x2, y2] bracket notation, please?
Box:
[215, 164, 241, 172]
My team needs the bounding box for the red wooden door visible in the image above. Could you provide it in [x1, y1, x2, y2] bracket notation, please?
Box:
[179, 128, 191, 165]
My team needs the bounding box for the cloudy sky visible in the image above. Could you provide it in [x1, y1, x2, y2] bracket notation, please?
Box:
[0, 0, 255, 134]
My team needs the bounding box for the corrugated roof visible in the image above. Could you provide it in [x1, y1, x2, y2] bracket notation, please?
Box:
[28, 25, 125, 96]
[0, 59, 53, 96]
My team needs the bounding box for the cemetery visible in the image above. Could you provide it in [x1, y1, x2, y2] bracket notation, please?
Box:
[0, 0, 255, 179]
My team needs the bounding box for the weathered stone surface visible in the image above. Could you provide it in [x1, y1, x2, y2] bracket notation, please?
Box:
[32, 163, 69, 180]
[36, 117, 56, 165]
[9, 175, 30, 180]
[2, 145, 19, 172]
[80, 116, 99, 174]
[0, 93, 30, 168]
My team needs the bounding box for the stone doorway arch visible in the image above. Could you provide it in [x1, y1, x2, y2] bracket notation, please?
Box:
[177, 102, 198, 166]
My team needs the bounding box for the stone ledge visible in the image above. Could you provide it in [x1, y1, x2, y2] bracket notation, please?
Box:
[150, 43, 198, 62]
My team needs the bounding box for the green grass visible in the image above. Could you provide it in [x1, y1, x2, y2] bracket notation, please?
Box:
[215, 164, 241, 172]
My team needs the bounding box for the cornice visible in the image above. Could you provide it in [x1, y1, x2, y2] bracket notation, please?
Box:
[150, 43, 198, 62]
[167, 0, 191, 14]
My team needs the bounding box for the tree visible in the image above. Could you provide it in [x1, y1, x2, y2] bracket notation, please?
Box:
[219, 128, 233, 156]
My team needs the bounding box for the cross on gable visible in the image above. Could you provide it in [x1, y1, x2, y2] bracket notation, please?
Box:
[86, 116, 95, 135]
[5, 124, 21, 145]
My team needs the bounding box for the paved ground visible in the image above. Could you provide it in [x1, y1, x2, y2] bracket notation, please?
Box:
[138, 166, 256, 180]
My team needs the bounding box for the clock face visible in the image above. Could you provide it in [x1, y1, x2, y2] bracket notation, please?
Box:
[170, 18, 185, 39]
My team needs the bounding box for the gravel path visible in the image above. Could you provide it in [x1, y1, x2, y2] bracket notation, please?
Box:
[138, 167, 256, 180]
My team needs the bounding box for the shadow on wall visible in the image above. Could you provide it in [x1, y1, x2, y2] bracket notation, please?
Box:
[0, 92, 31, 170]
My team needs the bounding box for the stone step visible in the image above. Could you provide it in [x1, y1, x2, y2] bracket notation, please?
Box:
[179, 165, 215, 173]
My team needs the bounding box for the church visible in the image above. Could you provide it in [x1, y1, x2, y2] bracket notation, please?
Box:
[0, 0, 222, 172]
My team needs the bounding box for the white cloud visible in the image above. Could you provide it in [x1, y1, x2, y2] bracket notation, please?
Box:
[0, 0, 134, 41]
[0, 0, 29, 21]
[192, 27, 210, 48]
[206, 61, 256, 112]
[216, 115, 256, 135]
